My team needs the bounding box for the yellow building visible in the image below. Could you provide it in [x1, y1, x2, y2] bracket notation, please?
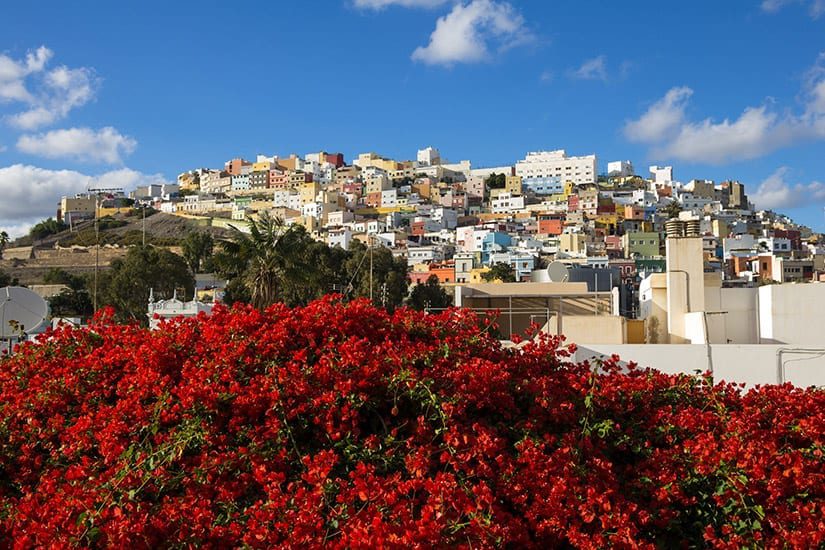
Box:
[299, 181, 321, 205]
[505, 175, 523, 195]
[469, 267, 491, 283]
[177, 172, 200, 191]
[559, 232, 587, 255]
[59, 195, 96, 221]
[252, 161, 273, 172]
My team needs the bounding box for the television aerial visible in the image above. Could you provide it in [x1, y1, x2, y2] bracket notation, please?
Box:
[547, 261, 570, 283]
[0, 286, 49, 340]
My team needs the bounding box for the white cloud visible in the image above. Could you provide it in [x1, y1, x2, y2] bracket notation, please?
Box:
[0, 144, 6, 153]
[751, 167, 825, 209]
[411, 0, 530, 66]
[0, 164, 168, 237]
[761, 0, 825, 18]
[624, 55, 825, 164]
[540, 69, 554, 83]
[16, 127, 137, 164]
[660, 105, 803, 164]
[624, 86, 693, 143]
[571, 55, 608, 81]
[805, 53, 825, 117]
[0, 46, 99, 130]
[0, 46, 52, 104]
[354, 0, 450, 8]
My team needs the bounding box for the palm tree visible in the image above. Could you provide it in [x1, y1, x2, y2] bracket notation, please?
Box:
[225, 212, 308, 309]
[0, 231, 9, 260]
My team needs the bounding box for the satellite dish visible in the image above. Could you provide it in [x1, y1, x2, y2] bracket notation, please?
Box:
[0, 287, 50, 339]
[547, 261, 570, 283]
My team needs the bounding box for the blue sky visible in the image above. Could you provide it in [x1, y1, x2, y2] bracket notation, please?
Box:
[1, 0, 824, 236]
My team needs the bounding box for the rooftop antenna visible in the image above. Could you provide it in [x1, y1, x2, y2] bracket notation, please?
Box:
[93, 194, 100, 311]
[547, 261, 570, 283]
[0, 286, 49, 350]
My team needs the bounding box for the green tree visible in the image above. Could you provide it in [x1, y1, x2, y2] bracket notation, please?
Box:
[29, 218, 68, 240]
[406, 275, 452, 311]
[344, 240, 408, 310]
[0, 231, 9, 259]
[663, 200, 682, 220]
[0, 269, 19, 287]
[181, 231, 215, 274]
[42, 268, 93, 318]
[277, 240, 349, 306]
[42, 267, 86, 290]
[98, 245, 194, 324]
[481, 262, 516, 283]
[216, 212, 312, 309]
[48, 288, 93, 318]
[485, 173, 506, 190]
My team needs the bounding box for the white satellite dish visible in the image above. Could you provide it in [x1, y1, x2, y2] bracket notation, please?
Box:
[0, 286, 50, 339]
[547, 261, 570, 283]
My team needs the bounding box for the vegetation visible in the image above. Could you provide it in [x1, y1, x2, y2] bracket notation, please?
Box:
[485, 172, 507, 190]
[181, 231, 214, 274]
[29, 218, 68, 240]
[664, 200, 682, 220]
[406, 274, 452, 311]
[0, 269, 19, 287]
[42, 268, 93, 319]
[0, 300, 822, 546]
[212, 213, 408, 310]
[482, 262, 517, 282]
[98, 245, 194, 324]
[0, 231, 9, 259]
[343, 240, 408, 310]
[96, 216, 129, 231]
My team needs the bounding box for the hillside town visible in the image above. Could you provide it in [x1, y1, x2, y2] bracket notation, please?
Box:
[58, 147, 823, 289]
[12, 145, 813, 383]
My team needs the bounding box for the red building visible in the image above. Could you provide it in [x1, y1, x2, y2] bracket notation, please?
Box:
[325, 153, 345, 168]
[409, 262, 456, 285]
[538, 215, 564, 236]
[774, 229, 802, 250]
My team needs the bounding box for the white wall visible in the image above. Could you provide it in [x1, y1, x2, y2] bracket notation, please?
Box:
[575, 344, 825, 388]
[759, 284, 825, 344]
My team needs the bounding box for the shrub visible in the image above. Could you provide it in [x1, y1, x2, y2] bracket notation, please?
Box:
[0, 298, 822, 547]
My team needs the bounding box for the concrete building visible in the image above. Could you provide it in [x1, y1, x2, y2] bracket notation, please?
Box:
[515, 150, 597, 185]
[454, 282, 623, 342]
[147, 290, 214, 330]
[58, 195, 96, 223]
[623, 232, 660, 258]
[649, 166, 673, 185]
[417, 147, 441, 166]
[607, 161, 634, 177]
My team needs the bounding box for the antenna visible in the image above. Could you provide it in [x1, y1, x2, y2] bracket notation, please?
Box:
[0, 286, 49, 347]
[547, 261, 570, 283]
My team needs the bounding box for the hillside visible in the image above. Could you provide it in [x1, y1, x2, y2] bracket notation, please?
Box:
[1, 213, 235, 285]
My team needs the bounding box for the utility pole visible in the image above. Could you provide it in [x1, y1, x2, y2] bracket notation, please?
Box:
[93, 195, 99, 312]
[369, 235, 374, 302]
[142, 206, 146, 247]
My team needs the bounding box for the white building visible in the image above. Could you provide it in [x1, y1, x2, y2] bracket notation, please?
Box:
[328, 227, 352, 250]
[515, 150, 597, 185]
[147, 290, 214, 330]
[491, 193, 526, 214]
[381, 189, 398, 208]
[649, 165, 673, 185]
[430, 207, 458, 229]
[407, 245, 444, 266]
[607, 160, 634, 177]
[417, 146, 441, 167]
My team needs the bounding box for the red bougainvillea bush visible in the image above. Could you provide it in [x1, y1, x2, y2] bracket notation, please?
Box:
[1, 297, 824, 548]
